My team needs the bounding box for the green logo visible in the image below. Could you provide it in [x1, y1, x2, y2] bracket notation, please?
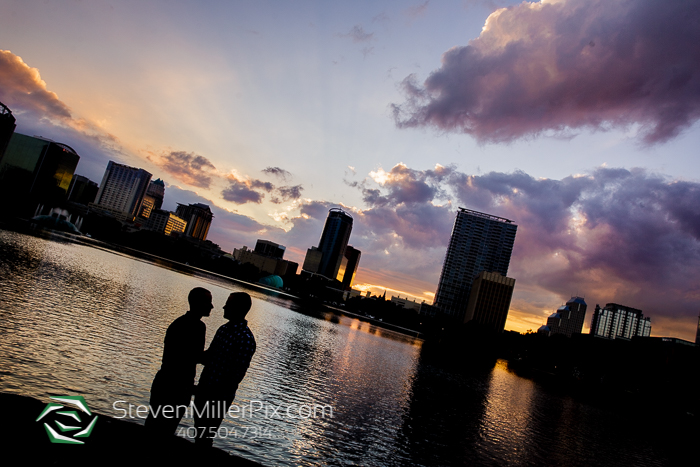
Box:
[36, 396, 98, 444]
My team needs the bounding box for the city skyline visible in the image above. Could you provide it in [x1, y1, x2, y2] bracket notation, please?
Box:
[1, 0, 699, 339]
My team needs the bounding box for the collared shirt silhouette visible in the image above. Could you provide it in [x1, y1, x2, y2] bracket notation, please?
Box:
[195, 292, 256, 447]
[145, 287, 213, 437]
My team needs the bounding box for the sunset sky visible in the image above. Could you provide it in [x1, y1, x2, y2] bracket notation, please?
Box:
[2, 0, 699, 339]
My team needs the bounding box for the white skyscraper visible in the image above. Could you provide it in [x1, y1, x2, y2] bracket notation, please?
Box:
[94, 161, 152, 220]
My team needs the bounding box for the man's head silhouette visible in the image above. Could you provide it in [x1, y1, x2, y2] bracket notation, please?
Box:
[188, 287, 213, 318]
[223, 292, 252, 322]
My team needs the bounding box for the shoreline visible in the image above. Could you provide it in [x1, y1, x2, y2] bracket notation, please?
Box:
[0, 223, 425, 340]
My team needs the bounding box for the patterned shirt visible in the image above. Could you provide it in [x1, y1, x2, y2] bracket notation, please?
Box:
[199, 319, 256, 397]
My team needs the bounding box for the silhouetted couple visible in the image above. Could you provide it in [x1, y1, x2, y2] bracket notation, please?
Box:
[145, 288, 256, 447]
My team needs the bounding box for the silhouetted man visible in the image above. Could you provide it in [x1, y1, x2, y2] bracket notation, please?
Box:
[145, 287, 213, 437]
[194, 292, 256, 447]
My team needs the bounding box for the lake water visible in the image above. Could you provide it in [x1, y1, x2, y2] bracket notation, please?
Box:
[0, 229, 687, 466]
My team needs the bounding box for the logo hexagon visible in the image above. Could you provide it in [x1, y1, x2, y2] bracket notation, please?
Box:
[36, 396, 98, 444]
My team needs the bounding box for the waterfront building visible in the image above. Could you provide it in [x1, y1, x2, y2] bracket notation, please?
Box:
[306, 208, 353, 280]
[302, 247, 323, 273]
[147, 178, 165, 210]
[0, 133, 80, 217]
[67, 175, 99, 206]
[144, 209, 187, 236]
[175, 203, 213, 241]
[138, 179, 165, 219]
[463, 271, 515, 331]
[233, 243, 298, 278]
[539, 296, 588, 337]
[0, 101, 16, 158]
[390, 295, 424, 312]
[138, 195, 156, 219]
[590, 303, 652, 340]
[337, 245, 361, 290]
[316, 208, 353, 280]
[433, 207, 517, 321]
[94, 161, 152, 221]
[254, 239, 285, 259]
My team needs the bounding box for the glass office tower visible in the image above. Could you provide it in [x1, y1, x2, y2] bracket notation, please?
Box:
[316, 208, 353, 280]
[0, 133, 80, 217]
[434, 207, 517, 321]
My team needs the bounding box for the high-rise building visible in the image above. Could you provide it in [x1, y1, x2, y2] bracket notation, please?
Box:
[311, 208, 353, 280]
[144, 209, 187, 236]
[433, 207, 517, 321]
[67, 175, 99, 206]
[337, 245, 361, 289]
[0, 101, 16, 158]
[254, 239, 285, 259]
[147, 178, 165, 210]
[590, 303, 652, 340]
[94, 161, 152, 221]
[540, 297, 588, 337]
[138, 179, 166, 219]
[463, 271, 516, 331]
[302, 247, 323, 273]
[0, 133, 80, 217]
[175, 203, 213, 241]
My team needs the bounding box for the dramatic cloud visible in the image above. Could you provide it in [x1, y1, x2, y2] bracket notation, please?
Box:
[148, 151, 217, 189]
[346, 163, 700, 338]
[392, 0, 700, 144]
[340, 25, 374, 43]
[0, 50, 123, 181]
[272, 185, 304, 204]
[262, 167, 292, 181]
[356, 163, 452, 207]
[0, 50, 72, 121]
[222, 178, 267, 204]
[250, 179, 274, 192]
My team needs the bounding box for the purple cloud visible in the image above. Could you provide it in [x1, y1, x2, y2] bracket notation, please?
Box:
[392, 0, 700, 144]
[149, 151, 217, 189]
[250, 179, 274, 192]
[262, 166, 292, 181]
[345, 163, 700, 338]
[222, 179, 265, 204]
[271, 185, 303, 204]
[163, 185, 282, 253]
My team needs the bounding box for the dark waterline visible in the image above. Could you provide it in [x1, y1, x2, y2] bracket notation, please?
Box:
[0, 229, 689, 466]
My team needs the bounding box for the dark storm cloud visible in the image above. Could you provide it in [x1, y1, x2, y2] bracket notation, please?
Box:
[221, 178, 266, 204]
[392, 0, 700, 144]
[262, 167, 292, 181]
[149, 151, 217, 189]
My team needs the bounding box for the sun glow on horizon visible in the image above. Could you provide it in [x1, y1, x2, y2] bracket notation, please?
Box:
[353, 283, 433, 304]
